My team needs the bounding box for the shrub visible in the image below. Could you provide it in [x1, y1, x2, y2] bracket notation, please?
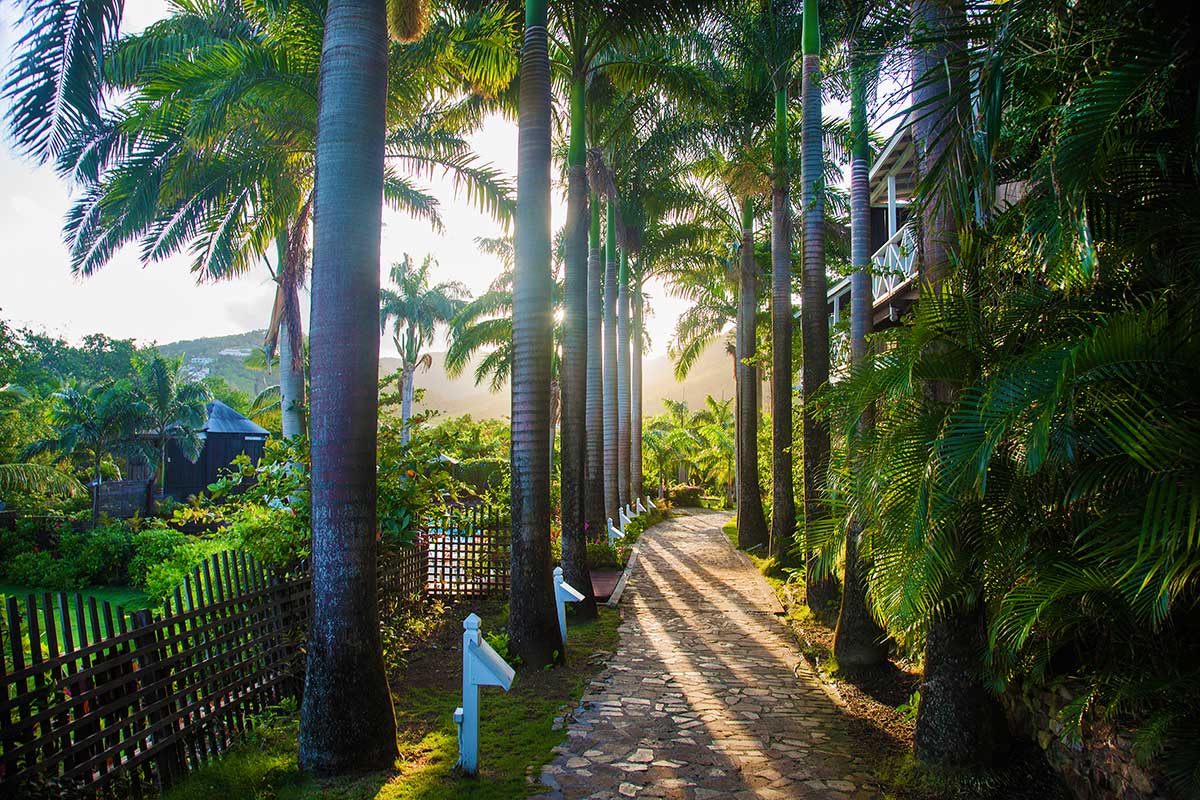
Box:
[129, 526, 188, 588]
[0, 527, 36, 569]
[142, 536, 233, 605]
[226, 505, 308, 570]
[58, 525, 134, 586]
[586, 539, 623, 570]
[5, 551, 77, 589]
[451, 458, 509, 493]
[668, 484, 704, 507]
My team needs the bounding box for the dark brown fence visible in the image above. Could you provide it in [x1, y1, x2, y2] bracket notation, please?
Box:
[0, 506, 509, 798]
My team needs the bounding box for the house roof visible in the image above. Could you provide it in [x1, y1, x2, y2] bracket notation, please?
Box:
[204, 400, 270, 435]
[869, 112, 916, 206]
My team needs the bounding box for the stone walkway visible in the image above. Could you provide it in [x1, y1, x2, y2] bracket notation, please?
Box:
[536, 509, 877, 800]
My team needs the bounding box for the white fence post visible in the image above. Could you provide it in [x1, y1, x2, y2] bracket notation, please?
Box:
[454, 613, 515, 776]
[607, 517, 621, 544]
[553, 566, 585, 646]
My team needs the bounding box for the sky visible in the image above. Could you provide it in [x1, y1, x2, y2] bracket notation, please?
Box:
[0, 0, 692, 357]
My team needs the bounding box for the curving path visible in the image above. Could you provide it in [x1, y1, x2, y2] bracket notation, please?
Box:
[535, 509, 877, 800]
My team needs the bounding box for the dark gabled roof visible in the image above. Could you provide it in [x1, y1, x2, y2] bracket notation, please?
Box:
[204, 400, 270, 435]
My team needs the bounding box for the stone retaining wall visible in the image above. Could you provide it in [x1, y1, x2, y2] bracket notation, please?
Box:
[1003, 683, 1166, 800]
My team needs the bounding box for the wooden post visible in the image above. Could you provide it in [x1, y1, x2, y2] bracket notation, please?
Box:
[132, 609, 184, 791]
[887, 174, 898, 239]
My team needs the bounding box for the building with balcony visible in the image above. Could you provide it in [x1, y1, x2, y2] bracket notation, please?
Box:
[827, 117, 918, 333]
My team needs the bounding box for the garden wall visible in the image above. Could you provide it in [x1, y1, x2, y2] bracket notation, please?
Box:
[0, 507, 510, 799]
[1003, 683, 1167, 800]
[91, 479, 154, 518]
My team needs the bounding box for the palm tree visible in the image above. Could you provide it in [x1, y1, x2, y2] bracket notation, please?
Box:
[601, 201, 623, 523]
[799, 0, 837, 613]
[660, 399, 697, 486]
[380, 254, 468, 444]
[762, 2, 804, 562]
[550, 5, 708, 614]
[0, 385, 85, 498]
[45, 0, 514, 443]
[445, 238, 565, 458]
[134, 354, 211, 495]
[23, 380, 144, 525]
[734, 196, 771, 551]
[297, 0, 428, 775]
[616, 250, 632, 508]
[693, 395, 735, 505]
[508, 0, 562, 669]
[831, 0, 900, 669]
[906, 0, 997, 768]
[584, 194, 607, 535]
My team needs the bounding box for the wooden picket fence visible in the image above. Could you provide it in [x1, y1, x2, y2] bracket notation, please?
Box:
[0, 507, 510, 798]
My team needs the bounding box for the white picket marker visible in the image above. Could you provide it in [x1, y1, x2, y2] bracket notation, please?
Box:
[553, 566, 585, 646]
[619, 506, 632, 531]
[646, 495, 657, 510]
[635, 497, 647, 514]
[454, 613, 515, 776]
[607, 516, 621, 544]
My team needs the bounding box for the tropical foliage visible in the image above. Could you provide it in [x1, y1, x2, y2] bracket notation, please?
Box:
[2, 0, 1197, 792]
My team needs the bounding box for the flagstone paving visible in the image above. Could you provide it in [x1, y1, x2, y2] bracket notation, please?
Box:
[534, 509, 879, 800]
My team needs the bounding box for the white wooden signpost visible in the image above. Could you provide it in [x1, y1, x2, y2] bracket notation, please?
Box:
[454, 613, 515, 776]
[553, 566, 584, 646]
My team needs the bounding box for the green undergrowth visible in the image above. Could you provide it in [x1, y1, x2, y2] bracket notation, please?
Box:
[877, 751, 1070, 800]
[163, 607, 621, 800]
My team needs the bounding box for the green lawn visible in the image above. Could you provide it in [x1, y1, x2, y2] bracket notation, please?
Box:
[164, 607, 622, 800]
[0, 583, 152, 650]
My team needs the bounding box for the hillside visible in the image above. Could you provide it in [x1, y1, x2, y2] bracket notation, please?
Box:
[158, 330, 737, 420]
[157, 330, 270, 396]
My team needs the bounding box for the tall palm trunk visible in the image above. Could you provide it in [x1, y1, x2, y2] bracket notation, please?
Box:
[616, 251, 631, 509]
[911, 0, 999, 767]
[631, 278, 644, 500]
[800, 1, 837, 614]
[508, 0, 561, 668]
[561, 73, 596, 617]
[399, 361, 416, 444]
[834, 49, 887, 668]
[279, 317, 306, 439]
[585, 197, 606, 533]
[92, 454, 102, 527]
[736, 198, 769, 551]
[770, 84, 796, 561]
[602, 202, 619, 522]
[299, 0, 396, 774]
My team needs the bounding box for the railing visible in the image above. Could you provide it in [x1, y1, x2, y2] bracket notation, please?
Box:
[870, 223, 917, 303]
[0, 507, 510, 797]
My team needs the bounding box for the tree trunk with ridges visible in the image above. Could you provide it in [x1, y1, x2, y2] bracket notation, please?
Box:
[616, 252, 631, 510]
[736, 198, 769, 552]
[602, 204, 619, 523]
[299, 0, 396, 774]
[770, 86, 796, 562]
[560, 74, 596, 619]
[631, 280, 644, 500]
[800, 14, 838, 614]
[585, 198, 606, 535]
[834, 49, 888, 668]
[508, 0, 561, 668]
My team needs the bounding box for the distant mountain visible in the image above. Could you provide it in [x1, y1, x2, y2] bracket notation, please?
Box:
[158, 329, 738, 420]
[157, 330, 269, 396]
[392, 338, 738, 422]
